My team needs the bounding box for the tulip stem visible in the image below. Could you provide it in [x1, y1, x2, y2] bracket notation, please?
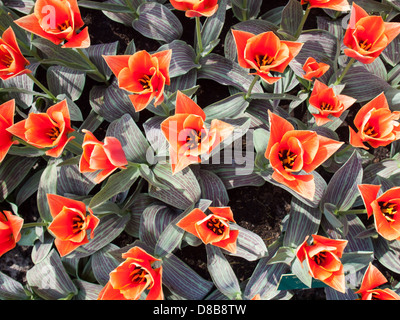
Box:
[26, 73, 58, 102]
[245, 74, 260, 99]
[337, 209, 367, 216]
[22, 221, 49, 229]
[335, 58, 356, 85]
[195, 16, 203, 63]
[294, 5, 311, 39]
[76, 48, 108, 84]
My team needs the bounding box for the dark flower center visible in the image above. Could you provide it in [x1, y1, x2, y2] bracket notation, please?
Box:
[185, 129, 204, 149]
[57, 20, 70, 31]
[363, 122, 378, 137]
[138, 74, 152, 90]
[255, 54, 274, 67]
[359, 39, 372, 51]
[206, 217, 226, 236]
[279, 149, 298, 170]
[71, 215, 85, 233]
[130, 265, 148, 284]
[320, 102, 333, 111]
[378, 201, 397, 222]
[47, 126, 61, 141]
[312, 251, 327, 266]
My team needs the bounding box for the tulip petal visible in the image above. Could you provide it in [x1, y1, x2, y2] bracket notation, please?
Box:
[176, 208, 207, 238]
[47, 193, 87, 219]
[357, 184, 381, 218]
[61, 26, 90, 48]
[103, 55, 131, 78]
[231, 29, 255, 69]
[175, 91, 206, 120]
[265, 111, 295, 159]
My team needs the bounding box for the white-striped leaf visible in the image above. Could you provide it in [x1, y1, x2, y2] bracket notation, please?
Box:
[280, 0, 303, 37]
[0, 271, 28, 300]
[72, 279, 103, 300]
[231, 0, 263, 21]
[102, 0, 138, 26]
[283, 197, 322, 248]
[31, 231, 54, 264]
[56, 163, 96, 197]
[132, 2, 182, 43]
[162, 253, 214, 300]
[86, 41, 119, 81]
[373, 236, 400, 274]
[201, 0, 227, 52]
[321, 151, 363, 212]
[197, 169, 229, 207]
[206, 245, 241, 300]
[46, 66, 86, 101]
[91, 243, 121, 286]
[26, 249, 77, 300]
[203, 92, 249, 120]
[106, 113, 151, 163]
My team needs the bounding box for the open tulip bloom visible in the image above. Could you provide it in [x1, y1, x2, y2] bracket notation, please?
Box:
[14, 0, 90, 48]
[358, 184, 400, 241]
[79, 129, 128, 184]
[47, 194, 99, 257]
[349, 92, 400, 150]
[6, 99, 75, 157]
[103, 49, 172, 112]
[296, 234, 348, 293]
[343, 3, 400, 64]
[265, 111, 343, 200]
[0, 210, 23, 258]
[169, 0, 219, 17]
[231, 30, 303, 84]
[98, 246, 163, 300]
[161, 91, 234, 174]
[0, 99, 17, 162]
[309, 80, 356, 126]
[356, 262, 400, 300]
[176, 206, 239, 253]
[302, 57, 330, 81]
[0, 27, 31, 81]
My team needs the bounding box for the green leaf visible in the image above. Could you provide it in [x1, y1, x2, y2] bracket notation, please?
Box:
[132, 2, 182, 43]
[78, 0, 133, 12]
[0, 271, 29, 300]
[86, 41, 119, 81]
[373, 236, 400, 274]
[37, 159, 60, 222]
[91, 244, 121, 286]
[201, 0, 227, 51]
[203, 92, 249, 120]
[280, 0, 303, 37]
[26, 249, 77, 300]
[89, 165, 140, 208]
[72, 279, 103, 300]
[197, 169, 229, 207]
[206, 245, 241, 300]
[229, 224, 268, 261]
[46, 66, 86, 101]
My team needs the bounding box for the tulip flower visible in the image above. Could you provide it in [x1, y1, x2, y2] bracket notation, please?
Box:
[0, 99, 17, 162]
[176, 206, 239, 253]
[265, 110, 343, 200]
[0, 27, 31, 81]
[169, 0, 218, 17]
[349, 92, 400, 150]
[309, 80, 356, 126]
[356, 263, 400, 300]
[358, 184, 400, 241]
[231, 30, 303, 84]
[0, 210, 23, 257]
[301, 0, 350, 11]
[79, 129, 128, 184]
[47, 194, 99, 257]
[14, 0, 90, 48]
[343, 3, 400, 64]
[103, 50, 172, 112]
[302, 57, 330, 81]
[296, 234, 348, 293]
[160, 91, 234, 174]
[6, 99, 75, 157]
[98, 246, 163, 300]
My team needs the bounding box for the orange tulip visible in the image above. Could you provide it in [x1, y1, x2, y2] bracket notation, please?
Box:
[343, 3, 400, 64]
[349, 92, 400, 150]
[47, 194, 99, 257]
[0, 210, 23, 257]
[0, 99, 17, 162]
[103, 50, 172, 112]
[176, 206, 239, 253]
[231, 30, 303, 84]
[14, 0, 90, 48]
[302, 57, 330, 81]
[296, 234, 348, 293]
[309, 80, 356, 126]
[6, 99, 75, 157]
[98, 246, 163, 300]
[301, 0, 350, 11]
[169, 0, 218, 17]
[160, 91, 234, 174]
[356, 263, 400, 300]
[0, 27, 31, 81]
[358, 184, 400, 241]
[79, 129, 128, 184]
[265, 111, 343, 200]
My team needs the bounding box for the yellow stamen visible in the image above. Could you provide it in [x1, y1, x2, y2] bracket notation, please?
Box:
[363, 122, 378, 137]
[129, 266, 148, 284]
[278, 149, 298, 170]
[359, 39, 372, 51]
[47, 127, 61, 141]
[138, 74, 152, 90]
[255, 54, 274, 67]
[320, 102, 333, 111]
[379, 201, 397, 223]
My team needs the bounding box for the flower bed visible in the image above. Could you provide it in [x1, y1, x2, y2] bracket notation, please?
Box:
[1, 0, 400, 302]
